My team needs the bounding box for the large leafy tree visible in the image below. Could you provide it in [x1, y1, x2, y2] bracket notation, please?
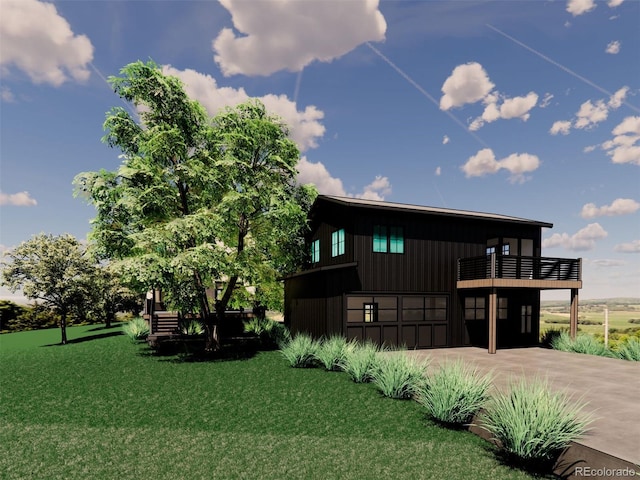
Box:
[74, 61, 314, 350]
[1, 234, 94, 344]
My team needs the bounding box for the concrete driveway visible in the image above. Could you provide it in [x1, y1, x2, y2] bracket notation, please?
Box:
[403, 347, 640, 467]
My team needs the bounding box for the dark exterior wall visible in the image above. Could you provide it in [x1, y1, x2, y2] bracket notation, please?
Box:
[286, 197, 545, 348]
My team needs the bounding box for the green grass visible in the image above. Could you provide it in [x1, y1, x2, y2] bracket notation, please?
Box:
[0, 326, 537, 480]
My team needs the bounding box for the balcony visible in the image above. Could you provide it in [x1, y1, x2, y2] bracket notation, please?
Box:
[457, 254, 582, 290]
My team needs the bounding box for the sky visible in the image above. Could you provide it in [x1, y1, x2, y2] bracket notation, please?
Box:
[0, 0, 639, 303]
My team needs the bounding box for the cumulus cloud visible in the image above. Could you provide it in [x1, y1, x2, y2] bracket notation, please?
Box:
[435, 166, 442, 176]
[470, 92, 538, 130]
[542, 223, 608, 251]
[297, 157, 392, 200]
[608, 0, 624, 7]
[583, 145, 597, 153]
[606, 40, 621, 54]
[550, 120, 572, 135]
[614, 240, 640, 253]
[357, 175, 392, 201]
[566, 0, 596, 16]
[1, 86, 15, 103]
[442, 135, 450, 145]
[549, 87, 629, 135]
[589, 259, 626, 267]
[162, 65, 325, 151]
[0, 191, 37, 207]
[439, 63, 494, 111]
[461, 148, 540, 183]
[599, 116, 640, 165]
[213, 0, 386, 76]
[580, 198, 640, 218]
[0, 0, 93, 86]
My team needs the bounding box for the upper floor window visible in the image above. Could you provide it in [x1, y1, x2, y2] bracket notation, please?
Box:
[331, 229, 345, 257]
[310, 239, 320, 264]
[373, 225, 404, 254]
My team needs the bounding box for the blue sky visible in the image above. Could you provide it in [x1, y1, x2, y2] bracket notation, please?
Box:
[1, 0, 638, 302]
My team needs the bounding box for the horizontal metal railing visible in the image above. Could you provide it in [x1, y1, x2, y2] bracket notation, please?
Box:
[458, 254, 581, 282]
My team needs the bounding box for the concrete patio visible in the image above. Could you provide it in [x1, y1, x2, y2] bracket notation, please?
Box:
[403, 347, 639, 472]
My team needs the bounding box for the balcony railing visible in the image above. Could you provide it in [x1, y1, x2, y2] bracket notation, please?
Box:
[458, 254, 581, 282]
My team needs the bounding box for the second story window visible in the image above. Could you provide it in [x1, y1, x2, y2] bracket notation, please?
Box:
[373, 225, 404, 254]
[331, 229, 345, 257]
[310, 239, 320, 264]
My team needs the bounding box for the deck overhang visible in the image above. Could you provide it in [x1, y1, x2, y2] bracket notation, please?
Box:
[457, 279, 582, 289]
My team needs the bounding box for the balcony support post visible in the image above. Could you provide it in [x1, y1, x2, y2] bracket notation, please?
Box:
[488, 288, 497, 354]
[570, 288, 579, 339]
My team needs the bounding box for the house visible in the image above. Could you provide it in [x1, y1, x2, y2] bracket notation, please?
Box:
[284, 195, 582, 354]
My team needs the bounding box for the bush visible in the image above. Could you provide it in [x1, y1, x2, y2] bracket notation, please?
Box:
[280, 333, 320, 368]
[340, 341, 383, 383]
[628, 319, 640, 324]
[179, 318, 205, 336]
[244, 317, 291, 349]
[539, 328, 564, 348]
[372, 353, 427, 399]
[122, 317, 150, 342]
[416, 360, 492, 426]
[615, 337, 640, 361]
[314, 335, 356, 371]
[551, 332, 616, 358]
[479, 378, 592, 467]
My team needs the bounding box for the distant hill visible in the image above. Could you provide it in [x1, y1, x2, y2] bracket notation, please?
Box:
[542, 298, 640, 308]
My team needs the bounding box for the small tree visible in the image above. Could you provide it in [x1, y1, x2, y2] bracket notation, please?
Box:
[74, 60, 314, 350]
[87, 265, 141, 328]
[1, 234, 94, 344]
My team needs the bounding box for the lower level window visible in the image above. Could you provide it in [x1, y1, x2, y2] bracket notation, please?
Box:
[364, 303, 378, 323]
[465, 297, 485, 320]
[521, 305, 532, 333]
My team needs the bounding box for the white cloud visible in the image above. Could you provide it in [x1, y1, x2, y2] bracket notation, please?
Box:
[461, 148, 540, 183]
[606, 40, 621, 54]
[435, 166, 442, 176]
[439, 62, 494, 111]
[608, 0, 624, 7]
[357, 175, 392, 201]
[471, 91, 539, 130]
[162, 65, 325, 151]
[297, 157, 392, 200]
[589, 259, 625, 267]
[600, 116, 640, 165]
[549, 87, 629, 135]
[615, 240, 640, 253]
[0, 191, 37, 207]
[442, 135, 450, 145]
[1, 86, 15, 102]
[540, 93, 554, 108]
[0, 0, 93, 86]
[550, 120, 572, 135]
[580, 198, 640, 218]
[583, 145, 597, 153]
[566, 0, 596, 16]
[213, 0, 386, 77]
[542, 223, 608, 251]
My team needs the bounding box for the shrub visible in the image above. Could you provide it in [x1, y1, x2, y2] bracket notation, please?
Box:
[244, 317, 291, 348]
[122, 317, 150, 342]
[372, 353, 427, 399]
[280, 333, 320, 368]
[179, 318, 205, 336]
[551, 331, 616, 358]
[616, 337, 640, 361]
[314, 335, 356, 371]
[479, 378, 593, 467]
[340, 341, 383, 383]
[539, 328, 564, 348]
[416, 360, 492, 426]
[628, 319, 640, 324]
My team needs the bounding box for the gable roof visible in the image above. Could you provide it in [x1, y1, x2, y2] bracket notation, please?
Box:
[315, 195, 553, 228]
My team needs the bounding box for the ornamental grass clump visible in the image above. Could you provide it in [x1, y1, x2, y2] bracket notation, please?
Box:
[372, 353, 427, 399]
[180, 318, 205, 336]
[314, 335, 356, 371]
[244, 317, 291, 348]
[122, 317, 150, 342]
[551, 331, 615, 358]
[416, 360, 492, 427]
[280, 333, 320, 368]
[616, 337, 640, 361]
[479, 378, 593, 467]
[340, 341, 383, 383]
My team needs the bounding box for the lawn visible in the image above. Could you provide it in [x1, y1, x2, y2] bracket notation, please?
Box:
[0, 326, 537, 480]
[541, 308, 640, 335]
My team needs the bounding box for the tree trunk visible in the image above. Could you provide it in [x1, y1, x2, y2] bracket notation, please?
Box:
[60, 313, 68, 345]
[105, 312, 113, 329]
